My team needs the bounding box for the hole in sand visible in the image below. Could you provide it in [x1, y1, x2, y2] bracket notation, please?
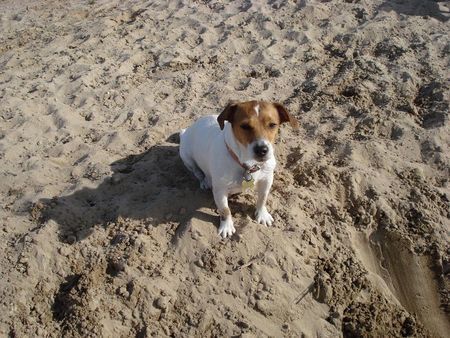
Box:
[349, 228, 450, 337]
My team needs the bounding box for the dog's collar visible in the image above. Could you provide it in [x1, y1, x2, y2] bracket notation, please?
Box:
[225, 142, 260, 176]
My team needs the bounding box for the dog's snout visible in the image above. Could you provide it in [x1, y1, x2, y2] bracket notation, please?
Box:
[254, 144, 268, 157]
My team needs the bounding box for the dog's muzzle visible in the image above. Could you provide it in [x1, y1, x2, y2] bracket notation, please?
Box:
[253, 140, 270, 161]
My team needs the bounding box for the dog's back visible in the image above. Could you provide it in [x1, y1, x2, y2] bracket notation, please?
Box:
[179, 115, 220, 181]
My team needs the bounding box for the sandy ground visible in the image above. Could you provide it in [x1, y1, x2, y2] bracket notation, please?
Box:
[0, 0, 449, 337]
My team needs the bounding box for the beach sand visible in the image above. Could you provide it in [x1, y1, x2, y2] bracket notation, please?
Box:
[0, 0, 449, 336]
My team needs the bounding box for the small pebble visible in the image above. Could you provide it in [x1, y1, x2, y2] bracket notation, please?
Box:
[118, 286, 129, 298]
[58, 246, 71, 257]
[321, 231, 332, 242]
[255, 300, 272, 316]
[255, 291, 264, 300]
[154, 297, 168, 311]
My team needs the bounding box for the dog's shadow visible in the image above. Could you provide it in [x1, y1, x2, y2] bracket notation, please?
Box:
[39, 135, 246, 244]
[378, 0, 449, 22]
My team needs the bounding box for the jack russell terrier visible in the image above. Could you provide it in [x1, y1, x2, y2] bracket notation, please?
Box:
[179, 100, 298, 238]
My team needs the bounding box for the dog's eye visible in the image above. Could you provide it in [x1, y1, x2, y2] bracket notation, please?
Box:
[240, 124, 252, 131]
[268, 122, 277, 129]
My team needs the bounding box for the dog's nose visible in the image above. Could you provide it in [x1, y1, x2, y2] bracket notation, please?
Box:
[254, 144, 268, 157]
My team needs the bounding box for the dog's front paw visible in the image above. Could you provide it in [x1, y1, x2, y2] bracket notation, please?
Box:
[218, 218, 235, 238]
[255, 206, 274, 226]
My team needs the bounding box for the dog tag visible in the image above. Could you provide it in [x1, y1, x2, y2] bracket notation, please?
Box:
[242, 177, 255, 191]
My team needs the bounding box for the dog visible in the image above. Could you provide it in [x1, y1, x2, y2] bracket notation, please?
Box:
[179, 100, 298, 238]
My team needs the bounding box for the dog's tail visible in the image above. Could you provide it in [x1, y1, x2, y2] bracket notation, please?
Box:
[179, 128, 186, 139]
[166, 129, 184, 144]
[178, 128, 187, 143]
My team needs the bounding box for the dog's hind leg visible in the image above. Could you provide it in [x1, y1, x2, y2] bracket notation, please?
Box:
[189, 164, 211, 190]
[191, 165, 212, 190]
[199, 174, 211, 190]
[179, 132, 211, 190]
[191, 165, 211, 190]
[179, 140, 200, 177]
[191, 162, 209, 190]
[180, 152, 210, 189]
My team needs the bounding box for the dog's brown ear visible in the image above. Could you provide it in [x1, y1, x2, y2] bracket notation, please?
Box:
[217, 101, 238, 130]
[273, 103, 299, 129]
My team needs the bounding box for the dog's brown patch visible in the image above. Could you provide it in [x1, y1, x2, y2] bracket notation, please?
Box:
[217, 101, 298, 146]
[219, 207, 231, 221]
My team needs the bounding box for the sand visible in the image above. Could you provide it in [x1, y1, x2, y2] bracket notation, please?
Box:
[0, 0, 449, 337]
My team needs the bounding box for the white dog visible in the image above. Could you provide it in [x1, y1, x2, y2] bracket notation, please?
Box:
[179, 100, 298, 238]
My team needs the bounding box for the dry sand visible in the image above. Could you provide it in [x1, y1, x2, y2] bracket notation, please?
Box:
[0, 0, 449, 337]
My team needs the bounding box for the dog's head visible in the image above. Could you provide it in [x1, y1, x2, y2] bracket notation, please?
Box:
[218, 100, 298, 165]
